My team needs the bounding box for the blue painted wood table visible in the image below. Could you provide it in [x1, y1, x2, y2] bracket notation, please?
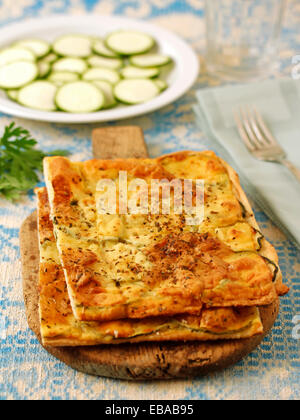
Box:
[0, 0, 299, 400]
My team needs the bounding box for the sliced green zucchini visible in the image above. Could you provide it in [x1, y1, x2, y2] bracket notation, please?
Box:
[40, 53, 58, 65]
[55, 81, 105, 113]
[0, 61, 38, 89]
[0, 47, 36, 67]
[92, 80, 117, 109]
[87, 55, 123, 70]
[215, 222, 264, 252]
[239, 201, 248, 219]
[53, 35, 92, 58]
[6, 89, 19, 101]
[18, 81, 57, 111]
[154, 79, 168, 92]
[130, 53, 172, 68]
[82, 67, 120, 84]
[92, 39, 120, 58]
[120, 65, 160, 79]
[114, 79, 160, 105]
[14, 39, 50, 59]
[262, 257, 279, 283]
[48, 71, 80, 83]
[53, 57, 87, 74]
[38, 62, 51, 79]
[105, 31, 155, 56]
[48, 81, 64, 88]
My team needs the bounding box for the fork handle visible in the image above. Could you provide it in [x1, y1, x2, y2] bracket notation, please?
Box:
[281, 159, 300, 183]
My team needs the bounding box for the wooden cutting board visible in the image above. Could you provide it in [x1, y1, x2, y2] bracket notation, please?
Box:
[20, 126, 279, 380]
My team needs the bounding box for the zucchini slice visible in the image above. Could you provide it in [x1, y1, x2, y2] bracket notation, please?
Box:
[40, 53, 58, 65]
[0, 47, 36, 67]
[239, 201, 248, 219]
[38, 62, 51, 79]
[55, 81, 105, 113]
[0, 61, 38, 89]
[105, 31, 155, 56]
[130, 53, 172, 68]
[6, 89, 19, 101]
[87, 55, 123, 70]
[53, 35, 92, 58]
[92, 39, 120, 58]
[154, 79, 168, 92]
[18, 81, 57, 111]
[92, 80, 117, 109]
[215, 222, 264, 252]
[14, 39, 50, 59]
[262, 257, 279, 283]
[48, 71, 80, 84]
[120, 66, 160, 79]
[82, 67, 120, 84]
[53, 57, 88, 74]
[114, 79, 160, 105]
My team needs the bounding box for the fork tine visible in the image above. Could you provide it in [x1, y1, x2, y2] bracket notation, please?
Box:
[234, 109, 256, 152]
[246, 106, 268, 147]
[240, 106, 262, 149]
[253, 107, 278, 147]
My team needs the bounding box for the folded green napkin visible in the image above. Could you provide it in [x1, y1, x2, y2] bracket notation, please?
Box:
[194, 78, 300, 249]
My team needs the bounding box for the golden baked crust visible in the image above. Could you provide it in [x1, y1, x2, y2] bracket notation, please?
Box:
[36, 188, 263, 346]
[43, 152, 287, 322]
[219, 157, 288, 297]
[159, 152, 288, 296]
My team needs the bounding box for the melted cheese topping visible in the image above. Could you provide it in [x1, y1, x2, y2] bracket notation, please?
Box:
[37, 188, 263, 346]
[44, 152, 278, 322]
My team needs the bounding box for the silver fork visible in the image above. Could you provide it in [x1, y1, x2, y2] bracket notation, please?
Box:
[235, 106, 300, 183]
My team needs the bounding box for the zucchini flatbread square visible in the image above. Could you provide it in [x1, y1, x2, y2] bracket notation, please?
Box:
[44, 152, 288, 322]
[36, 188, 264, 346]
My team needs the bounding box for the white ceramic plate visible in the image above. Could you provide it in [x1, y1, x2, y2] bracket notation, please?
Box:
[0, 15, 199, 124]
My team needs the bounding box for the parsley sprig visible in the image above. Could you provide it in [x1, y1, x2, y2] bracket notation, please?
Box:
[0, 123, 69, 200]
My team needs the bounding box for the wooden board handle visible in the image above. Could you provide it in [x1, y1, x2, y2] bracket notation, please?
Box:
[92, 126, 149, 160]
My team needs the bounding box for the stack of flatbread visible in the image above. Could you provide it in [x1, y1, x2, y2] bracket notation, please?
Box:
[36, 151, 288, 346]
